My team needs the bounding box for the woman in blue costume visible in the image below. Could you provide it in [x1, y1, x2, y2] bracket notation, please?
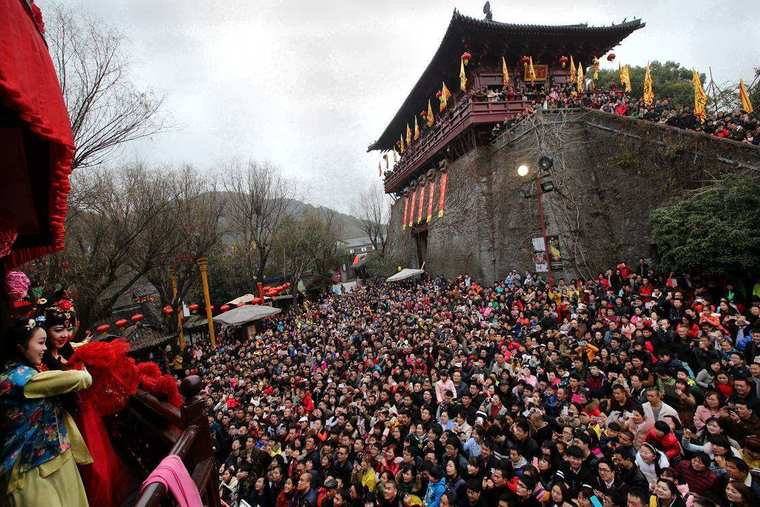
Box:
[0, 318, 92, 507]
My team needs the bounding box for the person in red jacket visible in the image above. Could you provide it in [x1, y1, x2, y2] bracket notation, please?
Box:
[644, 421, 682, 460]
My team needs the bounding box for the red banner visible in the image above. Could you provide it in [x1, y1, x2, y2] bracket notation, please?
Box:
[437, 172, 448, 218]
[523, 63, 548, 81]
[417, 183, 425, 224]
[408, 186, 417, 228]
[401, 195, 408, 229]
[426, 178, 435, 221]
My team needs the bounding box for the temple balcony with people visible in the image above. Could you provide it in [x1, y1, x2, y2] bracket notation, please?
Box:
[369, 10, 644, 195]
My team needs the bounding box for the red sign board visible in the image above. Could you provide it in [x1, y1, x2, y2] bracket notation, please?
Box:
[523, 64, 549, 82]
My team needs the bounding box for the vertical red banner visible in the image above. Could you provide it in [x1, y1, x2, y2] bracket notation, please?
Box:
[408, 186, 417, 228]
[437, 171, 448, 218]
[426, 178, 435, 221]
[417, 183, 425, 224]
[401, 195, 408, 229]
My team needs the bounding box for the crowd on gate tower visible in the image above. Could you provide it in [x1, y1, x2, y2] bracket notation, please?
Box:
[485, 84, 760, 145]
[167, 261, 760, 507]
[389, 81, 759, 179]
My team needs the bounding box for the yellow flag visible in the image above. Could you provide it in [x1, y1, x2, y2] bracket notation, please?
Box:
[399, 134, 404, 153]
[620, 64, 632, 93]
[576, 62, 584, 93]
[592, 58, 599, 81]
[569, 56, 576, 83]
[692, 70, 707, 123]
[740, 79, 754, 113]
[426, 100, 434, 127]
[440, 82, 451, 112]
[528, 56, 537, 82]
[406, 123, 412, 146]
[414, 116, 420, 141]
[643, 64, 654, 106]
[501, 57, 510, 88]
[459, 58, 467, 91]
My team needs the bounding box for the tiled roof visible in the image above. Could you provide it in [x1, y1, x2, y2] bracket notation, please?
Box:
[368, 10, 644, 151]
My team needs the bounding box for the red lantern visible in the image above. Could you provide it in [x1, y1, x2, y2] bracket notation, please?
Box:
[559, 55, 569, 68]
[131, 313, 144, 323]
[95, 323, 111, 334]
[461, 51, 471, 65]
[115, 319, 129, 328]
[189, 303, 200, 313]
[606, 53, 616, 62]
[162, 305, 174, 316]
[220, 304, 230, 313]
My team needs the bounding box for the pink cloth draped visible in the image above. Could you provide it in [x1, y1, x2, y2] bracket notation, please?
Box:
[140, 455, 203, 507]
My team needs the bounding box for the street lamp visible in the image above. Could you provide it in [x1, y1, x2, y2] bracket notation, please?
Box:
[517, 163, 554, 286]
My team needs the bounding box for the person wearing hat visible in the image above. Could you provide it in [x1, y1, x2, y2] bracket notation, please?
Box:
[0, 318, 93, 507]
[41, 296, 79, 370]
[316, 477, 338, 507]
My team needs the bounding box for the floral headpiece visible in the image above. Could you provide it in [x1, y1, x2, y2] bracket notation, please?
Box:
[24, 315, 47, 331]
[43, 296, 77, 329]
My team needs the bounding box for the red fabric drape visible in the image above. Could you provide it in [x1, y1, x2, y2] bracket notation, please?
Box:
[0, 0, 74, 267]
[408, 186, 417, 228]
[69, 340, 184, 507]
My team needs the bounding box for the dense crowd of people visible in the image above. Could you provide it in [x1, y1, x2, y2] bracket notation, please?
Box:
[176, 262, 760, 507]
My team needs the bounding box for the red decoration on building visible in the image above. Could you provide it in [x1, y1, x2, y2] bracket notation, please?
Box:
[95, 323, 111, 334]
[130, 313, 144, 323]
[115, 319, 129, 328]
[188, 303, 200, 313]
[606, 53, 616, 61]
[162, 305, 173, 316]
[219, 304, 230, 313]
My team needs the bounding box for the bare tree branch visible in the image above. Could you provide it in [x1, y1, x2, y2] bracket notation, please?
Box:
[352, 182, 391, 256]
[46, 4, 165, 170]
[223, 161, 294, 282]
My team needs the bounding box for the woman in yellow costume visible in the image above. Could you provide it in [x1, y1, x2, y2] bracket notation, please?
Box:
[0, 317, 92, 507]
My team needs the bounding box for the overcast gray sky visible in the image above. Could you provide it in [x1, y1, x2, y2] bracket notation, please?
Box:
[46, 1, 759, 213]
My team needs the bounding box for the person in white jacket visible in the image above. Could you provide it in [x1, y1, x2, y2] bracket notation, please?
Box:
[635, 442, 669, 487]
[642, 388, 680, 425]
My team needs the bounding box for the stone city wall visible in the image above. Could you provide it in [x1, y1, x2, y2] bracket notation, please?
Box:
[386, 109, 760, 282]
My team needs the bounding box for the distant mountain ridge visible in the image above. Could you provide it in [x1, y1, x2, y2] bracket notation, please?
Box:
[214, 192, 366, 240]
[282, 198, 366, 239]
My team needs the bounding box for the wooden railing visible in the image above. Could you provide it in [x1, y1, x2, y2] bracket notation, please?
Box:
[384, 97, 529, 193]
[113, 375, 220, 507]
